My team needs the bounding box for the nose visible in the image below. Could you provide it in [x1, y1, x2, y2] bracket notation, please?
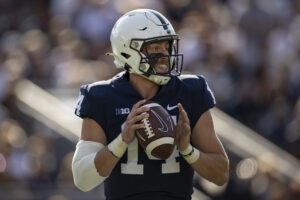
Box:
[158, 44, 169, 56]
[161, 48, 168, 56]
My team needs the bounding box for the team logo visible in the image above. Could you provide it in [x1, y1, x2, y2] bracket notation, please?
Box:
[115, 108, 130, 115]
[167, 104, 177, 111]
[151, 110, 168, 132]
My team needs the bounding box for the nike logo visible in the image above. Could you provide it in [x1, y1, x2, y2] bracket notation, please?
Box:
[151, 110, 168, 132]
[167, 104, 177, 111]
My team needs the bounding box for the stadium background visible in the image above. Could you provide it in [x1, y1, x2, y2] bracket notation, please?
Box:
[0, 0, 299, 199]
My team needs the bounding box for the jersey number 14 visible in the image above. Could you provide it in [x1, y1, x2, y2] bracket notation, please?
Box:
[121, 116, 180, 175]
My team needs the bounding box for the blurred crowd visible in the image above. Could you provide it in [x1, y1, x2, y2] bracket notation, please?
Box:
[0, 0, 299, 199]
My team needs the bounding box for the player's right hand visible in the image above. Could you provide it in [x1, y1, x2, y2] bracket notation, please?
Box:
[121, 99, 150, 144]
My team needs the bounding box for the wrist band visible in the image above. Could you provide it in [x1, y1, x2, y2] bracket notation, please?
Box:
[179, 144, 193, 156]
[179, 144, 200, 164]
[108, 134, 128, 158]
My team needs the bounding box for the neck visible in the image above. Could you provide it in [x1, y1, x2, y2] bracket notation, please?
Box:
[129, 73, 160, 99]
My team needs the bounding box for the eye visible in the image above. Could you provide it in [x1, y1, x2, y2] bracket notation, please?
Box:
[152, 46, 160, 52]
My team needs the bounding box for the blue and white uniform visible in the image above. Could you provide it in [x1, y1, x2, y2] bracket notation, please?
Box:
[75, 71, 215, 200]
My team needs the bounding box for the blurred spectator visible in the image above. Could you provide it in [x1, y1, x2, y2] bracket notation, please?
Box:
[285, 98, 300, 159]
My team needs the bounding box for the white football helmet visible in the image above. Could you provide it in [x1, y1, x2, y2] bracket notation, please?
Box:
[110, 9, 183, 85]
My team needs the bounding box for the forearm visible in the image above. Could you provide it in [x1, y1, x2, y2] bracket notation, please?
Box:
[191, 151, 229, 186]
[95, 133, 128, 176]
[72, 134, 128, 191]
[94, 147, 120, 176]
[179, 144, 229, 186]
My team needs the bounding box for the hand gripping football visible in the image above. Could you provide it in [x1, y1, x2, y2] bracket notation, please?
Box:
[135, 102, 175, 159]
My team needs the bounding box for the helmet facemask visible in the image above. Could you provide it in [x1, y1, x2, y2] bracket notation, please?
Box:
[130, 36, 183, 84]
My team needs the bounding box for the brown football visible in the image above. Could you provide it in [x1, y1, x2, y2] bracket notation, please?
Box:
[135, 102, 175, 160]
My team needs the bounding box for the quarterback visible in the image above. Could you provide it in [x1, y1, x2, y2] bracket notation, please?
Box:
[72, 9, 229, 200]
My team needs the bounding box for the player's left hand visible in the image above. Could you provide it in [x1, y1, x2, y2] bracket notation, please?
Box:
[174, 103, 191, 151]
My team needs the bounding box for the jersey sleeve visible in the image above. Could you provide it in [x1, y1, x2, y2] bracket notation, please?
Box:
[190, 76, 216, 128]
[74, 85, 107, 130]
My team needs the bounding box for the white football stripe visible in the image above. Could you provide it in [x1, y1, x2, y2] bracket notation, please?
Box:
[136, 131, 146, 142]
[140, 103, 160, 108]
[145, 137, 174, 154]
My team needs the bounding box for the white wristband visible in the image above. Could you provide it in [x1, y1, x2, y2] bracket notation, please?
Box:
[108, 134, 128, 158]
[179, 144, 200, 164]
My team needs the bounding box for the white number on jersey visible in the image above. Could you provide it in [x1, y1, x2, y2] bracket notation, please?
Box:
[75, 94, 84, 115]
[121, 116, 180, 175]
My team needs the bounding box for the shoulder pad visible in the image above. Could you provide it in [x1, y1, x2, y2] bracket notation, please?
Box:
[78, 80, 112, 99]
[178, 74, 199, 80]
[87, 80, 111, 92]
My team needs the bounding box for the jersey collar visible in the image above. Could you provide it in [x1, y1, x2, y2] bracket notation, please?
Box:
[111, 71, 177, 99]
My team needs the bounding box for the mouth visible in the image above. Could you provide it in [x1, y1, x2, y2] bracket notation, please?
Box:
[156, 64, 169, 74]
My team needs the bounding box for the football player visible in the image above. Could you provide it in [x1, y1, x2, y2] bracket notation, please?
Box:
[72, 9, 229, 200]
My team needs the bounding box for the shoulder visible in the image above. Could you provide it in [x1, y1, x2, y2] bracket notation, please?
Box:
[176, 74, 208, 91]
[87, 80, 112, 95]
[78, 80, 111, 100]
[80, 72, 124, 97]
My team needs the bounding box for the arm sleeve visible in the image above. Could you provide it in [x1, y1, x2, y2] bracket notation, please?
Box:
[72, 140, 106, 192]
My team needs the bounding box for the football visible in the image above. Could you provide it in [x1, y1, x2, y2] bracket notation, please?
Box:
[135, 101, 176, 160]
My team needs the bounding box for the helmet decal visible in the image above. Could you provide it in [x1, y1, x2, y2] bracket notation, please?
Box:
[149, 11, 169, 30]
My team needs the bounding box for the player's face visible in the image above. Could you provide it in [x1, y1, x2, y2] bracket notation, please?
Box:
[141, 40, 170, 74]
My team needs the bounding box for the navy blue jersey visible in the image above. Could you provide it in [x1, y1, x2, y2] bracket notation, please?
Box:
[75, 71, 215, 200]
